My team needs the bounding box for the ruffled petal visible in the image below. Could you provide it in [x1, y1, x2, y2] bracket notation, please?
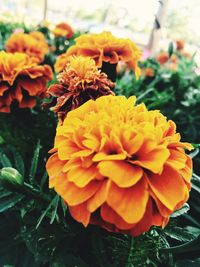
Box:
[87, 180, 111, 212]
[148, 165, 189, 211]
[69, 202, 91, 227]
[67, 164, 98, 187]
[98, 160, 143, 187]
[55, 172, 101, 206]
[107, 178, 148, 224]
[46, 153, 66, 187]
[132, 145, 170, 174]
[101, 203, 135, 230]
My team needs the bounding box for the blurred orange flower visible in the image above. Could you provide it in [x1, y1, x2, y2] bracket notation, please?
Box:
[171, 54, 178, 63]
[157, 52, 169, 65]
[168, 63, 178, 71]
[55, 52, 71, 73]
[5, 32, 49, 63]
[142, 67, 154, 77]
[57, 31, 141, 80]
[46, 95, 193, 236]
[0, 51, 53, 112]
[29, 31, 48, 43]
[182, 51, 191, 59]
[176, 40, 184, 51]
[46, 56, 114, 122]
[53, 22, 73, 39]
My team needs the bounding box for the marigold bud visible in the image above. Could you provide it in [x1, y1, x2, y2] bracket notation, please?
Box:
[0, 167, 24, 189]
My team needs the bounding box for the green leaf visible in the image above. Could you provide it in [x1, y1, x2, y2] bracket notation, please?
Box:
[191, 173, 200, 193]
[168, 42, 174, 57]
[185, 226, 200, 236]
[175, 258, 200, 267]
[50, 195, 60, 224]
[0, 213, 40, 267]
[9, 147, 25, 177]
[189, 148, 199, 159]
[160, 235, 200, 254]
[0, 186, 12, 198]
[0, 152, 12, 167]
[170, 203, 190, 218]
[61, 199, 67, 217]
[0, 194, 23, 212]
[183, 214, 200, 227]
[40, 171, 48, 190]
[0, 136, 5, 144]
[29, 140, 40, 184]
[164, 227, 196, 242]
[51, 253, 89, 267]
[36, 195, 59, 229]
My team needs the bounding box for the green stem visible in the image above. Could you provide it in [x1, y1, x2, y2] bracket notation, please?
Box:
[136, 87, 155, 102]
[24, 182, 51, 202]
[126, 237, 134, 267]
[136, 75, 161, 101]
[9, 182, 51, 203]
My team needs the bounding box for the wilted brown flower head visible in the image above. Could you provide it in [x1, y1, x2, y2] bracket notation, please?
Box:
[46, 56, 115, 122]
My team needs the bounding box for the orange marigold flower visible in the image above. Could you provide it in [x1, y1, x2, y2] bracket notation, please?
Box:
[0, 51, 53, 112]
[46, 56, 114, 122]
[53, 22, 74, 39]
[182, 51, 191, 59]
[170, 54, 177, 63]
[54, 52, 71, 73]
[46, 95, 193, 236]
[168, 62, 178, 71]
[142, 67, 154, 77]
[29, 31, 47, 43]
[5, 32, 49, 63]
[57, 31, 141, 81]
[157, 52, 169, 65]
[176, 40, 184, 51]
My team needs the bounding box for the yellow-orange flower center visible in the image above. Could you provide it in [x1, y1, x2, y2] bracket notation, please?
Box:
[58, 56, 100, 87]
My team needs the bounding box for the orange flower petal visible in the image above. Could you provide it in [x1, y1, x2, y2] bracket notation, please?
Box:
[57, 140, 79, 160]
[132, 146, 170, 174]
[46, 153, 66, 187]
[0, 84, 8, 96]
[98, 160, 143, 187]
[148, 166, 189, 211]
[167, 149, 187, 170]
[69, 202, 91, 227]
[87, 180, 111, 212]
[55, 172, 101, 206]
[101, 203, 135, 230]
[93, 152, 126, 161]
[107, 178, 148, 224]
[67, 164, 98, 187]
[180, 155, 192, 183]
[124, 133, 144, 156]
